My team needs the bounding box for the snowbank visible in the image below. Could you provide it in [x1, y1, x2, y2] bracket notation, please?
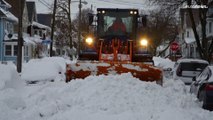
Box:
[0, 62, 23, 90]
[21, 57, 67, 83]
[19, 73, 212, 120]
[0, 62, 25, 120]
[1, 57, 212, 120]
[153, 56, 175, 69]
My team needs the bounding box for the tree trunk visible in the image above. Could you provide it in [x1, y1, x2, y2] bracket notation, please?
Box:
[187, 0, 204, 59]
[68, 0, 73, 49]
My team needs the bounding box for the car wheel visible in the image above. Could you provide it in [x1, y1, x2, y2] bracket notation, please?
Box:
[198, 91, 202, 101]
[202, 95, 208, 109]
[198, 90, 208, 109]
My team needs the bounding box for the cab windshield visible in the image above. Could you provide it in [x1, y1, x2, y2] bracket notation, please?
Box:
[97, 10, 136, 39]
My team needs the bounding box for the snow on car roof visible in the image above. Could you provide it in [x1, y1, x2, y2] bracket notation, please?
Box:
[206, 66, 213, 82]
[176, 58, 209, 64]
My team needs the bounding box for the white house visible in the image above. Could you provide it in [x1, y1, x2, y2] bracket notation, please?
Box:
[179, 5, 213, 59]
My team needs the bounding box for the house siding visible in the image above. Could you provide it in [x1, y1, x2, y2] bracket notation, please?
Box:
[1, 0, 52, 63]
[0, 17, 5, 61]
[0, 0, 18, 63]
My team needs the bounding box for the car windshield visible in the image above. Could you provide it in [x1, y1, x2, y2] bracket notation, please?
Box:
[176, 62, 208, 77]
[180, 62, 208, 71]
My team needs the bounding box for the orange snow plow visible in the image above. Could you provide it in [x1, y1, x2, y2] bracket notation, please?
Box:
[69, 61, 163, 85]
[66, 8, 163, 85]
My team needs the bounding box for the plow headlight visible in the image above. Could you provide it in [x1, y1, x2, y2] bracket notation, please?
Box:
[140, 39, 148, 46]
[85, 37, 93, 45]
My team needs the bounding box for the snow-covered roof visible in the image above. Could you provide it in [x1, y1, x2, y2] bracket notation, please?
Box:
[23, 35, 37, 45]
[4, 33, 43, 45]
[26, 34, 43, 44]
[32, 21, 51, 31]
[176, 58, 209, 64]
[184, 37, 195, 44]
[0, 7, 18, 22]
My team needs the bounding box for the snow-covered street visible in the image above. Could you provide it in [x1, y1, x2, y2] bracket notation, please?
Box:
[1, 0, 213, 119]
[0, 57, 213, 120]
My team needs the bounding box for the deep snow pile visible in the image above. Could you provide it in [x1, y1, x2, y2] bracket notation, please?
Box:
[0, 62, 22, 89]
[0, 63, 25, 120]
[18, 74, 213, 120]
[21, 57, 67, 82]
[1, 57, 213, 120]
[153, 56, 175, 69]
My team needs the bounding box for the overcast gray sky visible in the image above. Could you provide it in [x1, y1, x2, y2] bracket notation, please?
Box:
[28, 0, 152, 16]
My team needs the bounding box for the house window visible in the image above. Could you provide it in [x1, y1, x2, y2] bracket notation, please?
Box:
[5, 22, 13, 34]
[182, 33, 184, 40]
[34, 30, 38, 35]
[14, 45, 18, 56]
[5, 45, 18, 56]
[208, 8, 213, 17]
[39, 30, 42, 37]
[209, 22, 212, 33]
[5, 45, 12, 56]
[186, 31, 189, 37]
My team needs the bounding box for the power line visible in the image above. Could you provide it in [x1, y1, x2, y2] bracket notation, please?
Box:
[38, 0, 50, 8]
[38, 0, 52, 9]
[40, 0, 52, 7]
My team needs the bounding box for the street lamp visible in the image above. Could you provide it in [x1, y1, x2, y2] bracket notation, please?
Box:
[78, 0, 88, 56]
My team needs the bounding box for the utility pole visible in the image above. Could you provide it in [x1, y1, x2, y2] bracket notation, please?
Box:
[17, 0, 25, 73]
[78, 0, 82, 55]
[50, 0, 57, 57]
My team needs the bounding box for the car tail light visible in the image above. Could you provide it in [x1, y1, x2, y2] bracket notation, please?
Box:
[205, 84, 213, 91]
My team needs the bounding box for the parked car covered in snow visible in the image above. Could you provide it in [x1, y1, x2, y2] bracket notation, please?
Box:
[190, 66, 213, 110]
[172, 58, 209, 85]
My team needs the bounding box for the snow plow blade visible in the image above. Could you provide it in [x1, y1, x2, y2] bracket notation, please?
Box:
[68, 61, 163, 85]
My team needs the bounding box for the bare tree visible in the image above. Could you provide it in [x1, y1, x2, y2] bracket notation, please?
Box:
[186, 0, 212, 62]
[142, 8, 178, 56]
[72, 8, 93, 38]
[149, 0, 213, 62]
[55, 0, 73, 48]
